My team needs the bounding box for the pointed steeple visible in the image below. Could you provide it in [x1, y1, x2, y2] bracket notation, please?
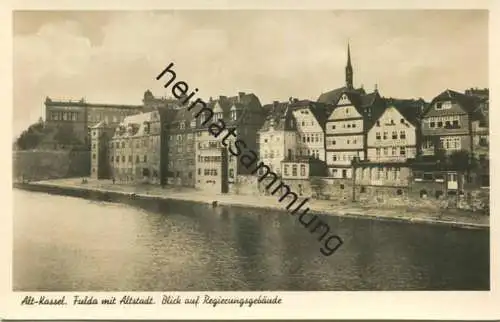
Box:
[345, 41, 353, 89]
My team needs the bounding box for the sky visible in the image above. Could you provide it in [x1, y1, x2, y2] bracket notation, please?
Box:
[13, 10, 488, 137]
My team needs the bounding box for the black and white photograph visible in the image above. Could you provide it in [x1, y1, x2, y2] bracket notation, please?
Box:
[4, 4, 498, 319]
[11, 8, 491, 292]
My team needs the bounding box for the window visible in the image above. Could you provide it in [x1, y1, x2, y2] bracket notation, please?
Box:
[332, 155, 337, 161]
[440, 137, 461, 150]
[300, 165, 306, 176]
[121, 142, 125, 148]
[400, 131, 406, 139]
[284, 165, 289, 176]
[400, 147, 406, 156]
[128, 155, 132, 162]
[430, 121, 436, 128]
[292, 165, 298, 176]
[383, 132, 388, 140]
[376, 148, 381, 157]
[144, 155, 147, 162]
[392, 131, 397, 139]
[136, 155, 140, 163]
[400, 118, 405, 124]
[383, 147, 388, 156]
[332, 125, 336, 130]
[92, 154, 96, 159]
[392, 147, 396, 156]
[376, 121, 380, 127]
[376, 132, 381, 140]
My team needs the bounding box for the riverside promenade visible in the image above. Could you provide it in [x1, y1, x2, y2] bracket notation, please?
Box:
[17, 178, 489, 229]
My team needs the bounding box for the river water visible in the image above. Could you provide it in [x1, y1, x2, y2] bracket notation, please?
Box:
[13, 189, 489, 291]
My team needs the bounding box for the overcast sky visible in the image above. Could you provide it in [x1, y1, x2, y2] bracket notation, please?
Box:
[13, 10, 488, 136]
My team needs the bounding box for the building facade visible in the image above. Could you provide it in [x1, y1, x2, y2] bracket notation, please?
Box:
[108, 111, 162, 184]
[258, 101, 298, 175]
[166, 107, 197, 187]
[89, 121, 115, 179]
[195, 92, 264, 192]
[45, 97, 143, 148]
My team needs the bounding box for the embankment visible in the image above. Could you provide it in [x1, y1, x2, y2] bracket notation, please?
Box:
[13, 181, 489, 230]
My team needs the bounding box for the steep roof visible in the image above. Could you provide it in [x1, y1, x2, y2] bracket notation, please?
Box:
[112, 112, 157, 138]
[289, 99, 329, 130]
[197, 92, 263, 129]
[317, 86, 366, 105]
[425, 89, 478, 115]
[259, 101, 292, 132]
[383, 98, 425, 127]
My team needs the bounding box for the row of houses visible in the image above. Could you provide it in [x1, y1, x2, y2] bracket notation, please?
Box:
[45, 45, 489, 198]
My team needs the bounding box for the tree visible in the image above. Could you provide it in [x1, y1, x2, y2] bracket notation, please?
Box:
[53, 124, 82, 146]
[14, 122, 44, 150]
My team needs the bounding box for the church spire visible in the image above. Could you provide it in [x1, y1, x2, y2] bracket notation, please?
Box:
[345, 41, 353, 89]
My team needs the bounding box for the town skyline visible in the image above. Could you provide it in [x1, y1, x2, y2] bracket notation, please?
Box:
[13, 10, 488, 136]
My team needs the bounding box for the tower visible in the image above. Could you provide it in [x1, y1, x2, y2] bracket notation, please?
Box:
[345, 42, 353, 89]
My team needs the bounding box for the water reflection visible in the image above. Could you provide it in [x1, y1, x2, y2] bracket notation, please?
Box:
[13, 189, 489, 291]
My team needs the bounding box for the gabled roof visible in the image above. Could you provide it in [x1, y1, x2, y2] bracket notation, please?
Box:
[289, 99, 329, 130]
[317, 86, 366, 105]
[260, 101, 292, 132]
[197, 92, 262, 129]
[113, 112, 156, 138]
[424, 89, 478, 115]
[383, 98, 425, 127]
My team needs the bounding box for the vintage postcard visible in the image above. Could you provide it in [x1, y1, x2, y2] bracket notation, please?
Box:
[1, 0, 499, 320]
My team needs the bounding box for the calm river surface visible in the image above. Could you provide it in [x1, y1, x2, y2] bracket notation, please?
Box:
[13, 189, 489, 291]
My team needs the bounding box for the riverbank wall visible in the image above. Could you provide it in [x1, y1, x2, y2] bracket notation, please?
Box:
[230, 175, 490, 214]
[13, 181, 489, 230]
[13, 150, 90, 182]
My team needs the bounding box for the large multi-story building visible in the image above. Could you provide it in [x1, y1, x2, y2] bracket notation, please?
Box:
[108, 111, 163, 184]
[45, 97, 143, 147]
[420, 89, 484, 157]
[166, 106, 197, 187]
[366, 99, 422, 162]
[89, 121, 115, 179]
[290, 99, 328, 161]
[318, 45, 385, 179]
[195, 92, 264, 192]
[258, 100, 298, 175]
[354, 99, 423, 189]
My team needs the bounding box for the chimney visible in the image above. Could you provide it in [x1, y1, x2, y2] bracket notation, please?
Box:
[293, 98, 299, 103]
[273, 100, 279, 107]
[238, 92, 245, 101]
[219, 95, 227, 101]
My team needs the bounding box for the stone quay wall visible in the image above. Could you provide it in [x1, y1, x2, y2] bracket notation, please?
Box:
[13, 150, 90, 182]
[230, 175, 489, 213]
